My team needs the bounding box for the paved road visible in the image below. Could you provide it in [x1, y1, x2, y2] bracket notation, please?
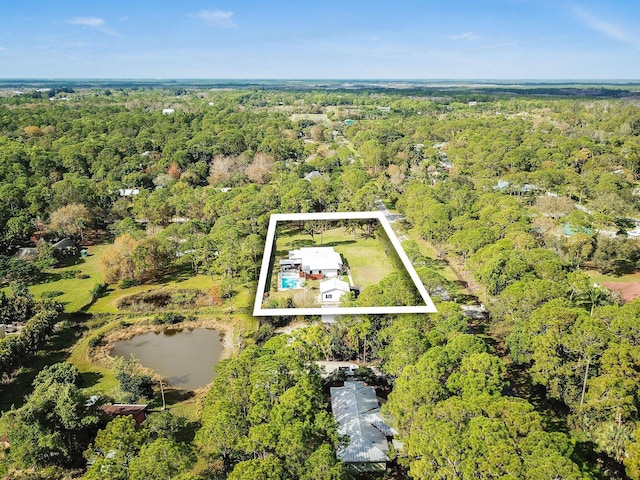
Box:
[374, 199, 405, 223]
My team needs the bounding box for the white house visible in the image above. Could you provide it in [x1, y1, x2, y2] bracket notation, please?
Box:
[282, 247, 343, 278]
[162, 108, 175, 115]
[320, 278, 350, 304]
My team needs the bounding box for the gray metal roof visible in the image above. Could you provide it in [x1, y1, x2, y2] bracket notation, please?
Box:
[330, 381, 395, 463]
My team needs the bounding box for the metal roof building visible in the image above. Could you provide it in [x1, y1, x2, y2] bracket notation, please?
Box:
[330, 381, 396, 472]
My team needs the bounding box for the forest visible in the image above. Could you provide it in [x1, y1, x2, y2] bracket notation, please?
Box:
[0, 82, 639, 479]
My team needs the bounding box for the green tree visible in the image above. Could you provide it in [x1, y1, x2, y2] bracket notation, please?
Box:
[113, 355, 154, 403]
[227, 455, 286, 480]
[625, 423, 640, 480]
[84, 416, 146, 480]
[128, 438, 195, 480]
[6, 365, 103, 469]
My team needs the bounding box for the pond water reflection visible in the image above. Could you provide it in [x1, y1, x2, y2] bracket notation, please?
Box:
[111, 328, 223, 390]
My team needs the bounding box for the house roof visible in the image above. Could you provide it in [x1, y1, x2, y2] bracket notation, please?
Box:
[320, 278, 350, 294]
[14, 247, 38, 260]
[601, 282, 640, 303]
[52, 238, 75, 250]
[289, 247, 342, 273]
[100, 404, 148, 416]
[330, 381, 395, 463]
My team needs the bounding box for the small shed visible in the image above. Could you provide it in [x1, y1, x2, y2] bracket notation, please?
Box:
[100, 404, 148, 429]
[320, 278, 350, 304]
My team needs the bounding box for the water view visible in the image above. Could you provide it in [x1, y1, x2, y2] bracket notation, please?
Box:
[111, 328, 223, 390]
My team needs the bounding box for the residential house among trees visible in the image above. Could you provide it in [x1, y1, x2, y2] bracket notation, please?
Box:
[330, 381, 396, 472]
[280, 247, 343, 279]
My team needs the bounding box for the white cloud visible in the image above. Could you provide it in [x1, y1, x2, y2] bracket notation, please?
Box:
[482, 41, 517, 50]
[448, 32, 480, 41]
[572, 6, 639, 47]
[70, 17, 105, 27]
[69, 17, 119, 37]
[192, 10, 236, 28]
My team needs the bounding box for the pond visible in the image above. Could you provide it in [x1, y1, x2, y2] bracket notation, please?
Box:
[111, 328, 223, 390]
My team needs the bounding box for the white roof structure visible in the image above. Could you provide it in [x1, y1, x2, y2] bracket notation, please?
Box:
[304, 171, 322, 181]
[118, 188, 140, 197]
[289, 247, 342, 273]
[330, 381, 396, 464]
[320, 278, 350, 295]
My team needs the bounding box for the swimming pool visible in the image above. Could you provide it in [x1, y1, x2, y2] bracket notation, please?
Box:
[280, 273, 303, 290]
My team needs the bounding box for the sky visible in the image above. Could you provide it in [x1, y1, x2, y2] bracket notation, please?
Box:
[1, 0, 640, 80]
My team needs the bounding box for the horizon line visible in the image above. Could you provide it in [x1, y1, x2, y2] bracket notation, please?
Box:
[2, 77, 640, 83]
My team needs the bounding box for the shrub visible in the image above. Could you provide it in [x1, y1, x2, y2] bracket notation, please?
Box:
[153, 312, 185, 325]
[87, 335, 104, 348]
[41, 290, 64, 298]
[60, 269, 81, 279]
[90, 283, 107, 301]
[118, 278, 139, 289]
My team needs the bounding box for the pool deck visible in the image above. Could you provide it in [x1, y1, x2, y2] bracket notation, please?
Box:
[278, 272, 305, 291]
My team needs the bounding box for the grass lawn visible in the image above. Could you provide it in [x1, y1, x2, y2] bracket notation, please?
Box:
[584, 269, 640, 284]
[27, 244, 110, 312]
[405, 228, 460, 282]
[289, 113, 331, 127]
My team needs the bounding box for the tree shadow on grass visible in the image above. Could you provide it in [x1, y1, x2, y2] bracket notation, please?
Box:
[178, 421, 201, 443]
[147, 387, 195, 412]
[290, 239, 314, 248]
[78, 371, 104, 389]
[323, 239, 357, 247]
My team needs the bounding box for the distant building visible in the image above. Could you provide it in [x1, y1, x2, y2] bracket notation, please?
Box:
[304, 171, 322, 182]
[52, 238, 78, 256]
[162, 108, 175, 115]
[330, 381, 396, 472]
[493, 180, 541, 196]
[377, 106, 391, 112]
[118, 188, 140, 197]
